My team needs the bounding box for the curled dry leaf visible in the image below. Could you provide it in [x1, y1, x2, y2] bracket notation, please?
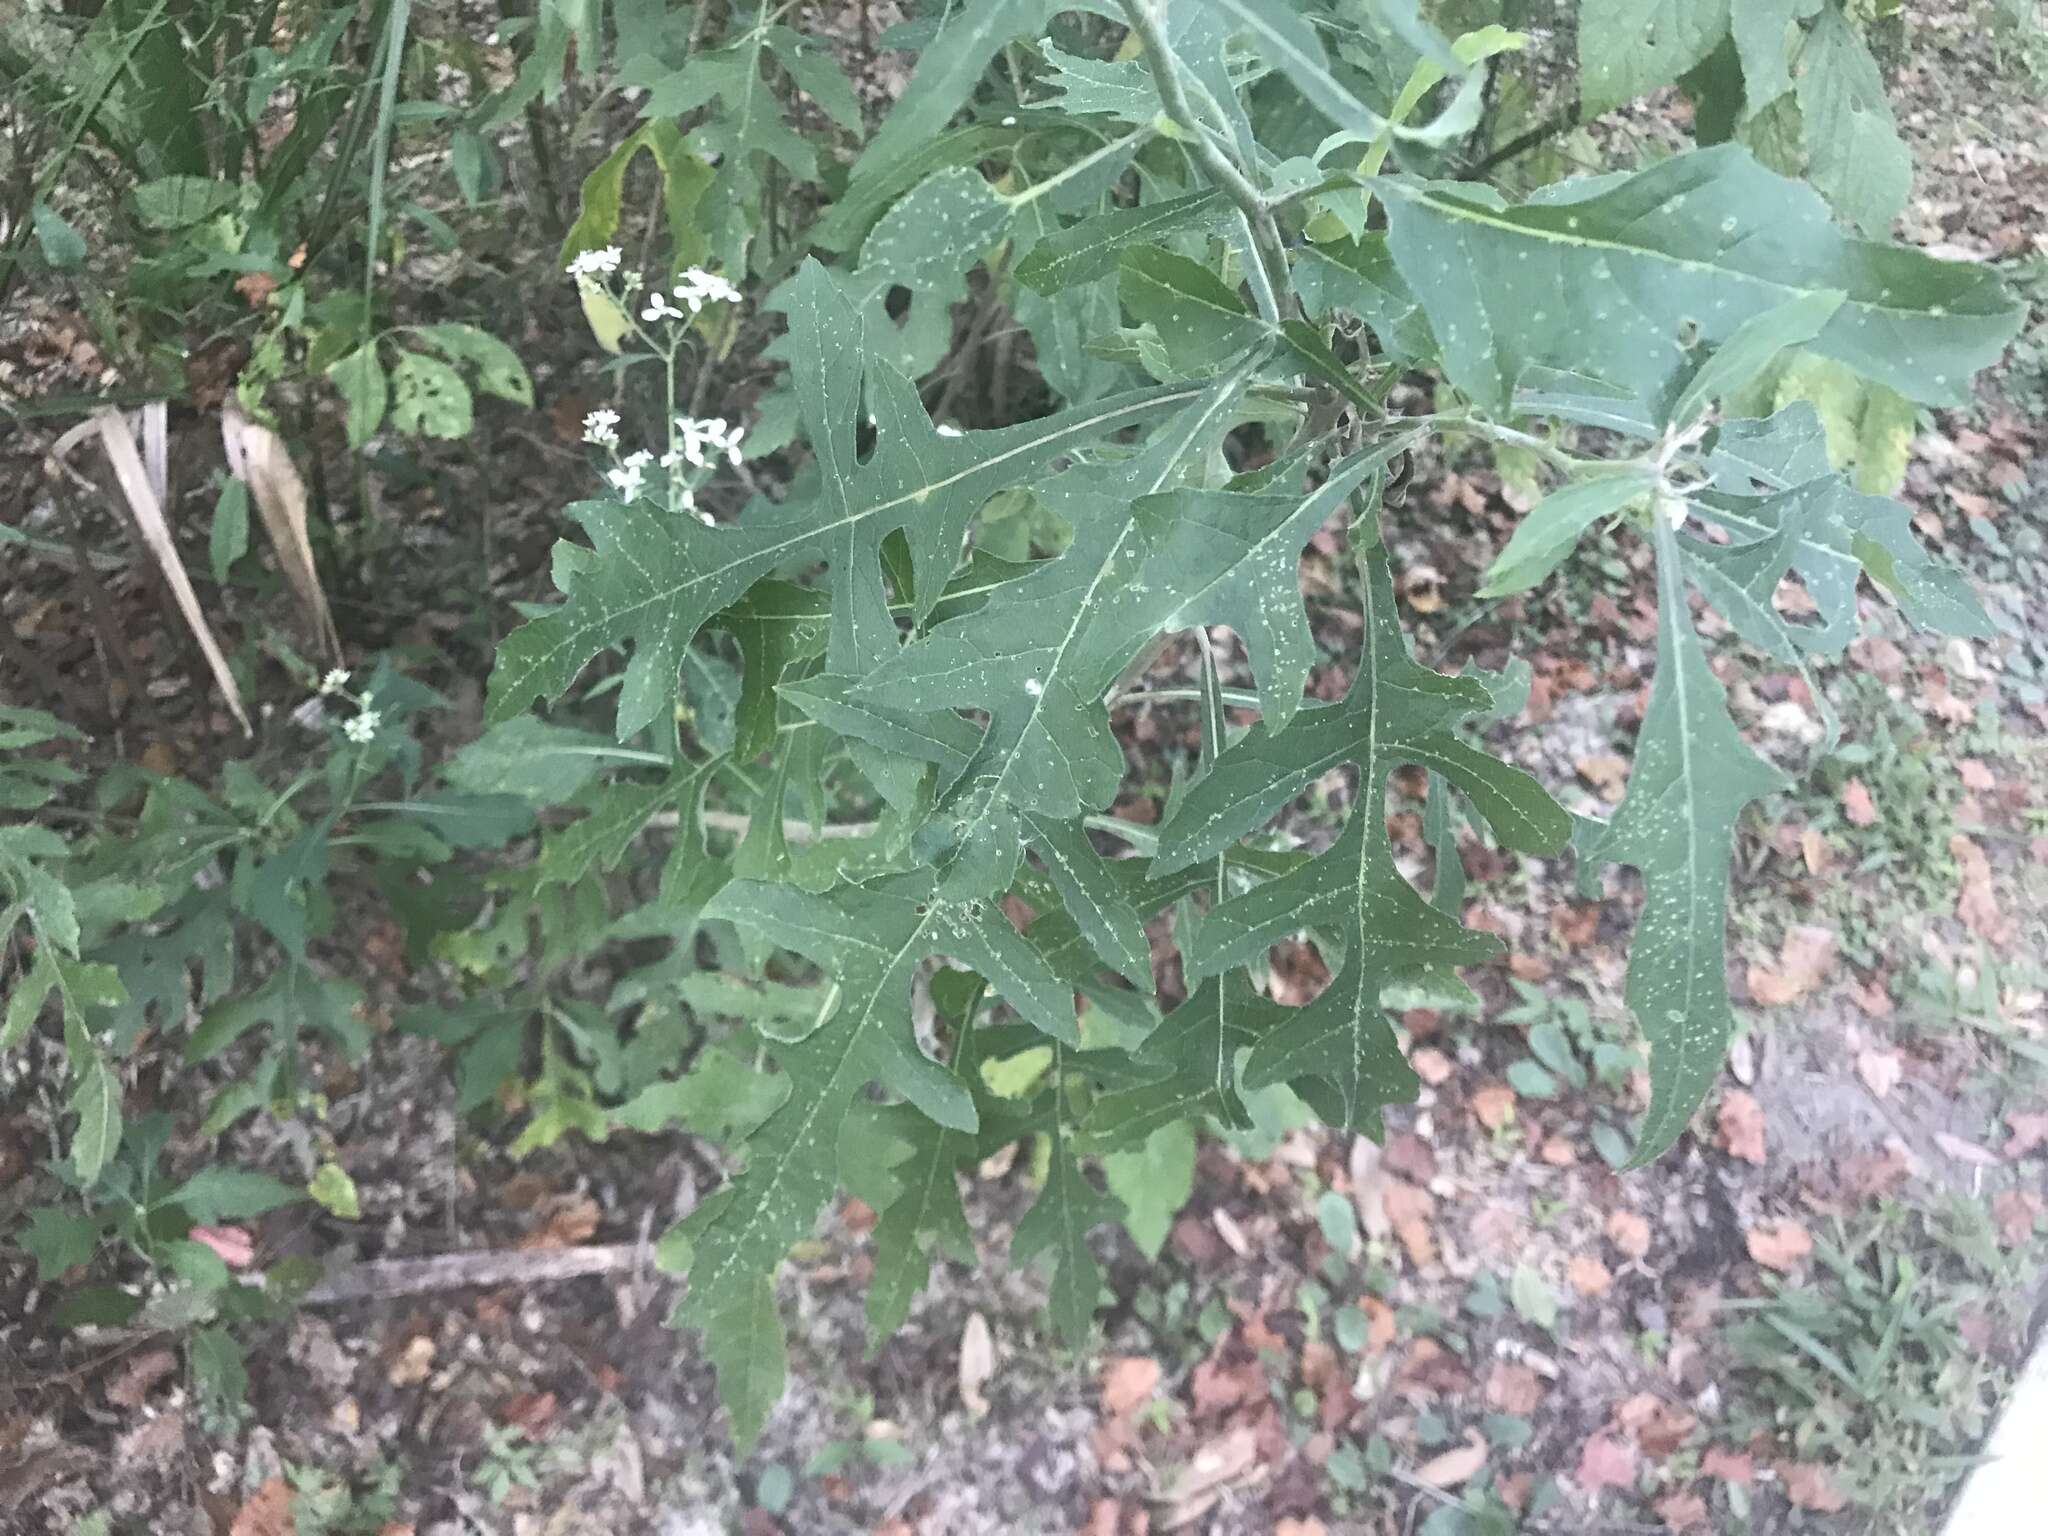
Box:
[1778, 1460, 1848, 1513]
[1700, 1445, 1754, 1484]
[1605, 1208, 1652, 1260]
[222, 401, 343, 660]
[230, 1476, 296, 1536]
[2004, 1110, 2048, 1158]
[1157, 1425, 1260, 1530]
[1745, 1219, 1813, 1271]
[1567, 1254, 1613, 1297]
[1576, 1431, 1638, 1494]
[1841, 777, 1878, 827]
[1414, 1429, 1488, 1489]
[1471, 1082, 1516, 1131]
[1950, 833, 2012, 946]
[1654, 1490, 1709, 1531]
[1746, 924, 1837, 1006]
[1855, 1047, 1903, 1098]
[189, 1224, 256, 1269]
[958, 1312, 994, 1418]
[1100, 1355, 1160, 1419]
[1716, 1089, 1767, 1165]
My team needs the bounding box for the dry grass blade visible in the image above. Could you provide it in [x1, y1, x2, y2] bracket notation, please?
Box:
[221, 402, 342, 659]
[85, 407, 253, 735]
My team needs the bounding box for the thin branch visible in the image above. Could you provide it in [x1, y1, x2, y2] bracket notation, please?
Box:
[1118, 0, 1293, 312]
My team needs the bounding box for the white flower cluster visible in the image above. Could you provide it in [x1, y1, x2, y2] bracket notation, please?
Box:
[565, 246, 622, 280]
[607, 449, 654, 501]
[672, 415, 744, 468]
[582, 407, 620, 446]
[643, 267, 743, 321]
[311, 669, 381, 743]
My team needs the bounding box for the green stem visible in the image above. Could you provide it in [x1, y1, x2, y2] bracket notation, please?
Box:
[1117, 0, 1292, 312]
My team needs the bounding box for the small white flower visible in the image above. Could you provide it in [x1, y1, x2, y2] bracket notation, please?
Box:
[607, 450, 652, 500]
[319, 668, 350, 695]
[674, 267, 743, 312]
[641, 291, 685, 323]
[582, 408, 620, 446]
[343, 708, 381, 744]
[699, 510, 715, 526]
[566, 245, 622, 279]
[676, 415, 745, 467]
[935, 423, 963, 438]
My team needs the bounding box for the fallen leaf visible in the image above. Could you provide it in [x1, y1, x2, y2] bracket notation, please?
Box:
[959, 1313, 994, 1418]
[1855, 1048, 1902, 1098]
[521, 1193, 599, 1249]
[1160, 1426, 1259, 1529]
[1992, 1188, 2042, 1247]
[1471, 1083, 1516, 1131]
[1951, 833, 2013, 945]
[1745, 1220, 1812, 1271]
[1575, 754, 1629, 803]
[1274, 1521, 1327, 1536]
[1101, 1355, 1160, 1419]
[1356, 1295, 1396, 1354]
[1746, 924, 1837, 1006]
[189, 1225, 256, 1269]
[1716, 1090, 1767, 1164]
[231, 1477, 296, 1536]
[2004, 1110, 2048, 1158]
[1410, 1047, 1454, 1086]
[1576, 1432, 1638, 1494]
[500, 1391, 556, 1438]
[1799, 826, 1830, 873]
[1841, 778, 1878, 827]
[1550, 903, 1600, 946]
[1414, 1430, 1487, 1489]
[1699, 1445, 1753, 1484]
[1933, 1131, 2001, 1167]
[1485, 1361, 1543, 1415]
[1616, 1391, 1697, 1456]
[1567, 1254, 1613, 1297]
[106, 1348, 179, 1408]
[234, 270, 280, 308]
[1778, 1460, 1848, 1513]
[1605, 1209, 1651, 1261]
[1082, 1501, 1121, 1536]
[386, 1334, 435, 1388]
[1959, 759, 1996, 791]
[1654, 1490, 1709, 1531]
[1382, 1179, 1436, 1268]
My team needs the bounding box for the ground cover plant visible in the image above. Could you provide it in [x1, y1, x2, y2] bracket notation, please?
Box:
[2, 0, 2044, 1530]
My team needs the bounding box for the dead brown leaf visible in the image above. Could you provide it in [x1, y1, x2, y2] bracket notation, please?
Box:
[1381, 1179, 1436, 1268]
[1654, 1490, 1709, 1531]
[1485, 1361, 1543, 1415]
[1616, 1392, 1696, 1457]
[1778, 1460, 1848, 1513]
[1746, 924, 1837, 1006]
[521, 1194, 600, 1250]
[1716, 1089, 1767, 1164]
[1855, 1048, 1902, 1099]
[1842, 778, 1878, 827]
[1567, 1254, 1613, 1297]
[1992, 1188, 2042, 1247]
[959, 1313, 994, 1418]
[1158, 1426, 1260, 1529]
[1101, 1355, 1161, 1419]
[1699, 1446, 1754, 1484]
[231, 1477, 296, 1536]
[1959, 759, 1996, 791]
[1951, 833, 2013, 946]
[1745, 1220, 1813, 1272]
[1410, 1047, 1454, 1086]
[1605, 1209, 1651, 1260]
[1575, 1432, 1638, 1494]
[106, 1348, 179, 1408]
[1471, 1083, 1516, 1131]
[1414, 1430, 1487, 1490]
[1356, 1295, 1396, 1354]
[2004, 1110, 2048, 1158]
[1575, 754, 1630, 803]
